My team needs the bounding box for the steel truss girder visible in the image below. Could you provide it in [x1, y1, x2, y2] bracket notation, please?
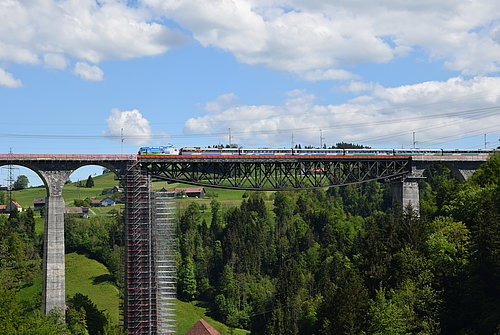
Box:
[143, 158, 411, 190]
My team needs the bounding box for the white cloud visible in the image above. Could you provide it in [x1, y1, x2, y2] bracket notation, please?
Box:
[104, 109, 153, 145]
[2, 0, 500, 82]
[0, 0, 187, 81]
[205, 93, 238, 113]
[184, 77, 500, 147]
[73, 62, 104, 81]
[339, 81, 382, 93]
[144, 0, 500, 77]
[302, 69, 357, 82]
[0, 68, 22, 88]
[44, 53, 67, 70]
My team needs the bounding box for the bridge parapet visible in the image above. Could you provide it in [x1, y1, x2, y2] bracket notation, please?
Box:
[0, 154, 136, 160]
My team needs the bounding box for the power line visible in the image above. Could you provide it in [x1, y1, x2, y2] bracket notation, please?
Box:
[0, 106, 498, 141]
[352, 112, 499, 145]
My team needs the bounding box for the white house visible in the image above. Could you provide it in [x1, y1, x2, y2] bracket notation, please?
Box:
[100, 197, 116, 207]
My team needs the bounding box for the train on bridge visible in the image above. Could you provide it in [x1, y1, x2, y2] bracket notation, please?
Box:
[138, 146, 493, 157]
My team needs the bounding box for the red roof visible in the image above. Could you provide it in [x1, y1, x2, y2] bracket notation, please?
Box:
[185, 319, 220, 335]
[11, 201, 22, 208]
[0, 205, 6, 210]
[173, 187, 204, 193]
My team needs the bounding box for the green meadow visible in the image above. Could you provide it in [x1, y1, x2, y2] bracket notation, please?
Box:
[10, 171, 273, 212]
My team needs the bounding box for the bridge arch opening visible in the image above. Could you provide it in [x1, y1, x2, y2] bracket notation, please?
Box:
[0, 163, 49, 206]
[63, 164, 123, 210]
[420, 162, 476, 184]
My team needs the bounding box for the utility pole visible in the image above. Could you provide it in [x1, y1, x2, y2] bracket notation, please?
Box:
[412, 132, 416, 149]
[291, 132, 294, 148]
[6, 148, 18, 204]
[121, 128, 124, 154]
[320, 129, 325, 148]
[228, 128, 232, 146]
[484, 133, 487, 149]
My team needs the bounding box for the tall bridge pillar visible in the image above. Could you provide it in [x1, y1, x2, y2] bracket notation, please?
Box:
[38, 169, 73, 315]
[391, 178, 420, 214]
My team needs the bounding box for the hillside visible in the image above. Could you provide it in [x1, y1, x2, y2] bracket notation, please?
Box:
[8, 172, 119, 208]
[8, 171, 271, 210]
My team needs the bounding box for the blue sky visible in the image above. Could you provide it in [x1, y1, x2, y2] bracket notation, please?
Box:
[0, 0, 499, 186]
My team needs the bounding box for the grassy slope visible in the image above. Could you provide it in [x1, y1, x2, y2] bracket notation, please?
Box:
[11, 172, 119, 208]
[17, 272, 42, 304]
[12, 172, 272, 210]
[10, 186, 46, 208]
[62, 173, 119, 205]
[12, 172, 272, 213]
[65, 253, 120, 323]
[16, 253, 120, 323]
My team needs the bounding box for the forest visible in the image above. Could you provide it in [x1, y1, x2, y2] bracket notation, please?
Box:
[176, 154, 499, 334]
[0, 153, 498, 334]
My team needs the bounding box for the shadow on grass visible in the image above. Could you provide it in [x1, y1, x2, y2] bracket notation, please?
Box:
[92, 274, 115, 285]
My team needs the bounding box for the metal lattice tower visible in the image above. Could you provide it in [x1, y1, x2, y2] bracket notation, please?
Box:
[123, 162, 157, 334]
[153, 192, 177, 334]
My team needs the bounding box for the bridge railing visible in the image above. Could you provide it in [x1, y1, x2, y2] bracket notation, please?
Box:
[0, 154, 136, 160]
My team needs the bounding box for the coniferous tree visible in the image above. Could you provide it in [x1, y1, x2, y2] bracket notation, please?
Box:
[85, 175, 94, 188]
[178, 258, 197, 301]
[67, 293, 107, 335]
[25, 207, 36, 239]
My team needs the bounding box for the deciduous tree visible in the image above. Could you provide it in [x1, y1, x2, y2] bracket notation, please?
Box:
[13, 175, 29, 190]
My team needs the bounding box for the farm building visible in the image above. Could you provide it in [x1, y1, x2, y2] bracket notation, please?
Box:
[159, 187, 205, 198]
[100, 197, 116, 207]
[101, 186, 121, 195]
[90, 198, 116, 207]
[33, 198, 46, 210]
[185, 319, 220, 335]
[0, 201, 23, 213]
[64, 207, 89, 219]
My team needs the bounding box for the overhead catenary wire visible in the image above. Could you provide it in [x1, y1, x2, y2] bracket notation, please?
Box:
[0, 106, 498, 141]
[351, 112, 500, 146]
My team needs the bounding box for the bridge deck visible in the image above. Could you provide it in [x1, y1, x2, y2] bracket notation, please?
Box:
[0, 154, 135, 161]
[0, 153, 490, 163]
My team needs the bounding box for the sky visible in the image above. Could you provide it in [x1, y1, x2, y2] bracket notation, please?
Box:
[0, 0, 499, 186]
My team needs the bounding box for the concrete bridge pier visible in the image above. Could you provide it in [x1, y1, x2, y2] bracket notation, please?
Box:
[38, 169, 73, 315]
[391, 178, 421, 214]
[390, 159, 485, 215]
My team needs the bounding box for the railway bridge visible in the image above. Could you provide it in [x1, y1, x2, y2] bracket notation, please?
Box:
[0, 153, 490, 334]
